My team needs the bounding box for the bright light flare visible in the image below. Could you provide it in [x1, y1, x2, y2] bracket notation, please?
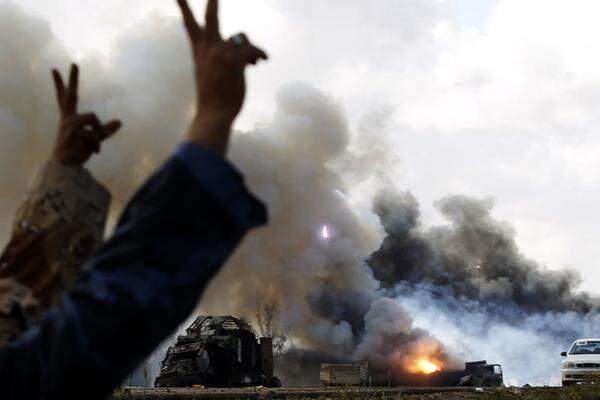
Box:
[416, 359, 440, 374]
[321, 225, 330, 239]
[404, 357, 443, 375]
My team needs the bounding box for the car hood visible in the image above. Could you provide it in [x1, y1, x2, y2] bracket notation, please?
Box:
[566, 354, 600, 363]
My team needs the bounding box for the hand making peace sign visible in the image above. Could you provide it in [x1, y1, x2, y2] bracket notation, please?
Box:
[177, 0, 268, 155]
[51, 64, 121, 166]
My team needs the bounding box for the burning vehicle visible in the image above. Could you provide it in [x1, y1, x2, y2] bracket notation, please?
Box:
[154, 316, 281, 388]
[373, 359, 503, 387]
[456, 361, 503, 387]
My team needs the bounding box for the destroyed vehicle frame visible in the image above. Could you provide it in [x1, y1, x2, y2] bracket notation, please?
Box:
[457, 360, 503, 387]
[155, 316, 281, 388]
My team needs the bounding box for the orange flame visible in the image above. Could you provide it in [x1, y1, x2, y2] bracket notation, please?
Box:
[406, 357, 444, 375]
[388, 338, 448, 376]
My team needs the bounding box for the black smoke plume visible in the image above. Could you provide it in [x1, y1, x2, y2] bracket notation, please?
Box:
[369, 190, 600, 315]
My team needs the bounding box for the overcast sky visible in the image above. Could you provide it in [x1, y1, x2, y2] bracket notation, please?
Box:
[14, 0, 600, 293]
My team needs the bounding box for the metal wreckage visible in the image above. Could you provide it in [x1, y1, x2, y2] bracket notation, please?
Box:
[319, 360, 503, 388]
[154, 316, 281, 388]
[456, 361, 503, 387]
[153, 316, 503, 389]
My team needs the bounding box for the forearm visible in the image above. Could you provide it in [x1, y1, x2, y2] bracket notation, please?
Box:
[186, 113, 233, 156]
[0, 144, 266, 399]
[0, 160, 111, 345]
[0, 160, 110, 307]
[11, 159, 110, 240]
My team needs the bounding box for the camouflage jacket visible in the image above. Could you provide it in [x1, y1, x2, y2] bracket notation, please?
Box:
[0, 160, 110, 344]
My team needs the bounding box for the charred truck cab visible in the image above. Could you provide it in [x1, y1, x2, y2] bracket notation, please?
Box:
[457, 361, 503, 387]
[155, 316, 281, 388]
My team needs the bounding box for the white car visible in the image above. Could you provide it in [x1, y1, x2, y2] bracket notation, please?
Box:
[561, 338, 600, 386]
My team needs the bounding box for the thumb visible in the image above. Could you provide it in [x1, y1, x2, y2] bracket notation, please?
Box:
[102, 120, 122, 140]
[239, 44, 268, 66]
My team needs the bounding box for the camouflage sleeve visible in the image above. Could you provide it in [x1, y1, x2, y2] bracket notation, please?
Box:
[0, 160, 111, 309]
[0, 279, 29, 347]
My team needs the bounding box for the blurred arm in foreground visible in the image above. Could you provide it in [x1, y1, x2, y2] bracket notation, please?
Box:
[0, 65, 118, 344]
[0, 0, 268, 398]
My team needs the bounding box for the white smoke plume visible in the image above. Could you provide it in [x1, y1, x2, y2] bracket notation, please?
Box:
[395, 282, 600, 386]
[0, 2, 195, 235]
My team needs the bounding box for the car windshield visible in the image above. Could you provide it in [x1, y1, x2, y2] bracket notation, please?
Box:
[570, 341, 600, 354]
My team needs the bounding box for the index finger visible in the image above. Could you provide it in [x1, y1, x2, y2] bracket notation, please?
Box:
[177, 0, 203, 42]
[51, 69, 66, 115]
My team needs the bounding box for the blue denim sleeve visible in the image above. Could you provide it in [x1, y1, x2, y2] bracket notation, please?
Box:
[0, 143, 267, 400]
[175, 143, 266, 229]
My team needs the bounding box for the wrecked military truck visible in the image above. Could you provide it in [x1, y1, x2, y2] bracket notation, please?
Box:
[154, 316, 281, 388]
[381, 360, 504, 387]
[456, 361, 503, 387]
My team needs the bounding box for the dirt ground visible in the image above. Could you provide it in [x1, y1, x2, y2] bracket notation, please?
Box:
[114, 386, 572, 400]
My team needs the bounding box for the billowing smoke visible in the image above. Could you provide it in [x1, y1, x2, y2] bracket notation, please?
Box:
[370, 190, 599, 314]
[370, 190, 600, 384]
[201, 82, 460, 379]
[2, 1, 600, 388]
[0, 2, 195, 236]
[0, 1, 457, 383]
[0, 2, 66, 229]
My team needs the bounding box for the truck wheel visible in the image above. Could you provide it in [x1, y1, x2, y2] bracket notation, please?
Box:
[562, 381, 572, 387]
[268, 377, 282, 388]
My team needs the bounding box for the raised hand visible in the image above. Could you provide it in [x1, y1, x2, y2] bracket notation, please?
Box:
[177, 0, 268, 155]
[51, 64, 121, 166]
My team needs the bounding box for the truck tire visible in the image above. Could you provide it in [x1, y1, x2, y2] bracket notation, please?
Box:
[268, 377, 282, 388]
[562, 381, 572, 387]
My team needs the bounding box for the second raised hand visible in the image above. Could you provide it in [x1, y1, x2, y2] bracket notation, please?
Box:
[51, 64, 121, 166]
[177, 0, 268, 156]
